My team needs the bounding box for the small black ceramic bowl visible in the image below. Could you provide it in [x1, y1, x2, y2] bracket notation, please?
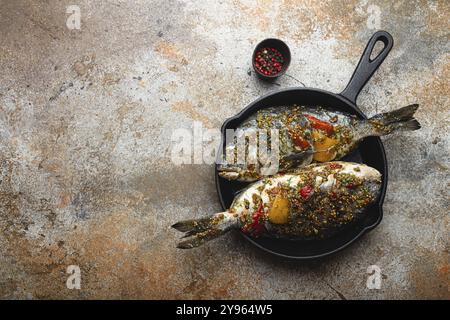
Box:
[252, 38, 291, 80]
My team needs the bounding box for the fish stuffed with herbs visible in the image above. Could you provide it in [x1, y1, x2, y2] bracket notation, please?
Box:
[218, 104, 420, 182]
[173, 161, 382, 249]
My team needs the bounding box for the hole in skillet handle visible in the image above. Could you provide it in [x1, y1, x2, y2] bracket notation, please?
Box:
[369, 40, 386, 62]
[252, 38, 291, 81]
[340, 30, 393, 106]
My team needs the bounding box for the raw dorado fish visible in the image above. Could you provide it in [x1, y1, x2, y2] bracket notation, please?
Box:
[218, 104, 420, 182]
[173, 161, 382, 249]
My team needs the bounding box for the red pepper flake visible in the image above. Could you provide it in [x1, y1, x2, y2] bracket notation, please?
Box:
[288, 129, 310, 149]
[346, 183, 354, 189]
[305, 115, 334, 135]
[254, 47, 284, 76]
[300, 185, 313, 199]
[329, 163, 342, 169]
[242, 203, 265, 236]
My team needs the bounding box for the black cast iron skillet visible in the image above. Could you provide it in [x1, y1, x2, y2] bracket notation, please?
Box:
[215, 31, 393, 259]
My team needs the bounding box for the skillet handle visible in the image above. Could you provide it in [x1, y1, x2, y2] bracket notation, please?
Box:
[340, 31, 393, 105]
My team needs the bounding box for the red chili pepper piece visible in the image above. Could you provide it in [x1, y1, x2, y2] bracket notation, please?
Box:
[305, 115, 334, 135]
[329, 163, 342, 169]
[293, 135, 310, 149]
[242, 203, 265, 236]
[288, 129, 310, 149]
[300, 185, 313, 199]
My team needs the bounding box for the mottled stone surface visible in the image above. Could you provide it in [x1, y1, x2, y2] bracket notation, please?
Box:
[0, 0, 448, 299]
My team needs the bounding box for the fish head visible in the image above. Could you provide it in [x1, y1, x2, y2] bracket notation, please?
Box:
[312, 162, 382, 202]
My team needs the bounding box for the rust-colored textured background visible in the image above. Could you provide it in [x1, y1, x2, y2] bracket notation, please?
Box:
[0, 0, 448, 299]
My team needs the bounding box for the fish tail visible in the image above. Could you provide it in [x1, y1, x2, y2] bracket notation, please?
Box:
[172, 212, 237, 249]
[357, 104, 421, 137]
[370, 104, 419, 124]
[382, 119, 421, 133]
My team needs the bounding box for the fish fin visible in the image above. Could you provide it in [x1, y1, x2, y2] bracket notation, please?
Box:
[218, 170, 241, 181]
[385, 119, 421, 132]
[357, 104, 421, 137]
[284, 149, 314, 165]
[370, 104, 419, 124]
[172, 212, 237, 249]
[171, 217, 212, 233]
[176, 229, 226, 249]
[217, 165, 261, 182]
